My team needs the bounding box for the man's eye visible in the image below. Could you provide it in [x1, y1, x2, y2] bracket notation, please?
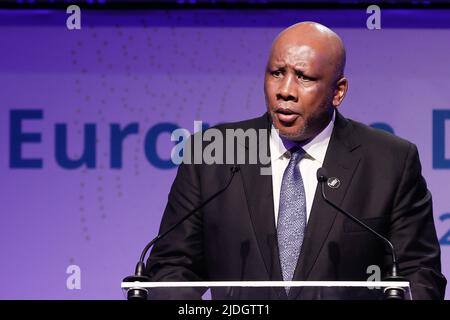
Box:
[271, 70, 282, 77]
[297, 74, 312, 81]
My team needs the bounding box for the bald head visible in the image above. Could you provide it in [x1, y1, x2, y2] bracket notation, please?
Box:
[264, 21, 349, 141]
[270, 22, 346, 81]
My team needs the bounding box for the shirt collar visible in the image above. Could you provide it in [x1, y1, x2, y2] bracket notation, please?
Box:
[270, 109, 335, 165]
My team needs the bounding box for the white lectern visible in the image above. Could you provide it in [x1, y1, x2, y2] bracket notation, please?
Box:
[121, 280, 411, 300]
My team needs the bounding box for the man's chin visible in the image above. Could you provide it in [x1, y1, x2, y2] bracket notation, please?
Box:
[269, 113, 308, 141]
[275, 126, 307, 142]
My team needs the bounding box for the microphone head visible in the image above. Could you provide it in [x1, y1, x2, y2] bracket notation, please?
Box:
[230, 166, 240, 173]
[316, 167, 328, 182]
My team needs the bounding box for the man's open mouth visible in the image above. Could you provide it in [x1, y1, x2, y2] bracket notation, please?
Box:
[275, 108, 300, 124]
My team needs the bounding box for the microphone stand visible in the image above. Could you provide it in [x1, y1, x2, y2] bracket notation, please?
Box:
[123, 166, 240, 300]
[317, 169, 407, 300]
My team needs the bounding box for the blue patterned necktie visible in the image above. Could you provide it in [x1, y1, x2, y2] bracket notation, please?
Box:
[277, 147, 307, 292]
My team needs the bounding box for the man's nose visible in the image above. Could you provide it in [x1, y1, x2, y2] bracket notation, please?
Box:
[277, 73, 298, 101]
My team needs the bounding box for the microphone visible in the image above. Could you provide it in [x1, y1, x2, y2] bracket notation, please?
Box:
[123, 165, 240, 300]
[316, 167, 406, 300]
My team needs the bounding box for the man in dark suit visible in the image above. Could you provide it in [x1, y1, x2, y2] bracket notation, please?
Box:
[146, 22, 446, 299]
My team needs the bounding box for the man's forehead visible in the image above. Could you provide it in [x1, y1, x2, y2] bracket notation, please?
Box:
[272, 45, 315, 60]
[269, 43, 327, 70]
[267, 24, 346, 77]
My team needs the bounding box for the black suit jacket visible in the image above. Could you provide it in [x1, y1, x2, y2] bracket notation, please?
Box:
[146, 112, 446, 300]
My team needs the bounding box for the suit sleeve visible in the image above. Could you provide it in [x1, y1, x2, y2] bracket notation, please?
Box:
[388, 143, 447, 299]
[145, 138, 207, 299]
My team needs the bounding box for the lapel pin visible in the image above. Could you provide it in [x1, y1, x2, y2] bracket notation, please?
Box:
[327, 177, 341, 189]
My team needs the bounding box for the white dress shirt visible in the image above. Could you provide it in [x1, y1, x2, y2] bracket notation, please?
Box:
[270, 110, 335, 226]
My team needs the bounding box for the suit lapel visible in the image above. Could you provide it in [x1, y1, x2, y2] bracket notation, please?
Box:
[237, 113, 287, 299]
[290, 111, 362, 299]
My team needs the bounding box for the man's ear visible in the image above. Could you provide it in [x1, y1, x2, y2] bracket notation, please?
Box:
[332, 76, 348, 108]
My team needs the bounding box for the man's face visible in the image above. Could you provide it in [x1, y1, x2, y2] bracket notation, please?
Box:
[264, 39, 338, 141]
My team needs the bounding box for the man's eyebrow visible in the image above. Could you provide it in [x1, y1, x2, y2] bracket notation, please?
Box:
[269, 63, 285, 68]
[294, 67, 308, 74]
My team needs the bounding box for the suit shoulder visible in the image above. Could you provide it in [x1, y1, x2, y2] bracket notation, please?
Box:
[348, 118, 414, 152]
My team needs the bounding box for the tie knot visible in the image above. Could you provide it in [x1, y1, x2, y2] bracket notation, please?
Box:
[288, 146, 305, 164]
